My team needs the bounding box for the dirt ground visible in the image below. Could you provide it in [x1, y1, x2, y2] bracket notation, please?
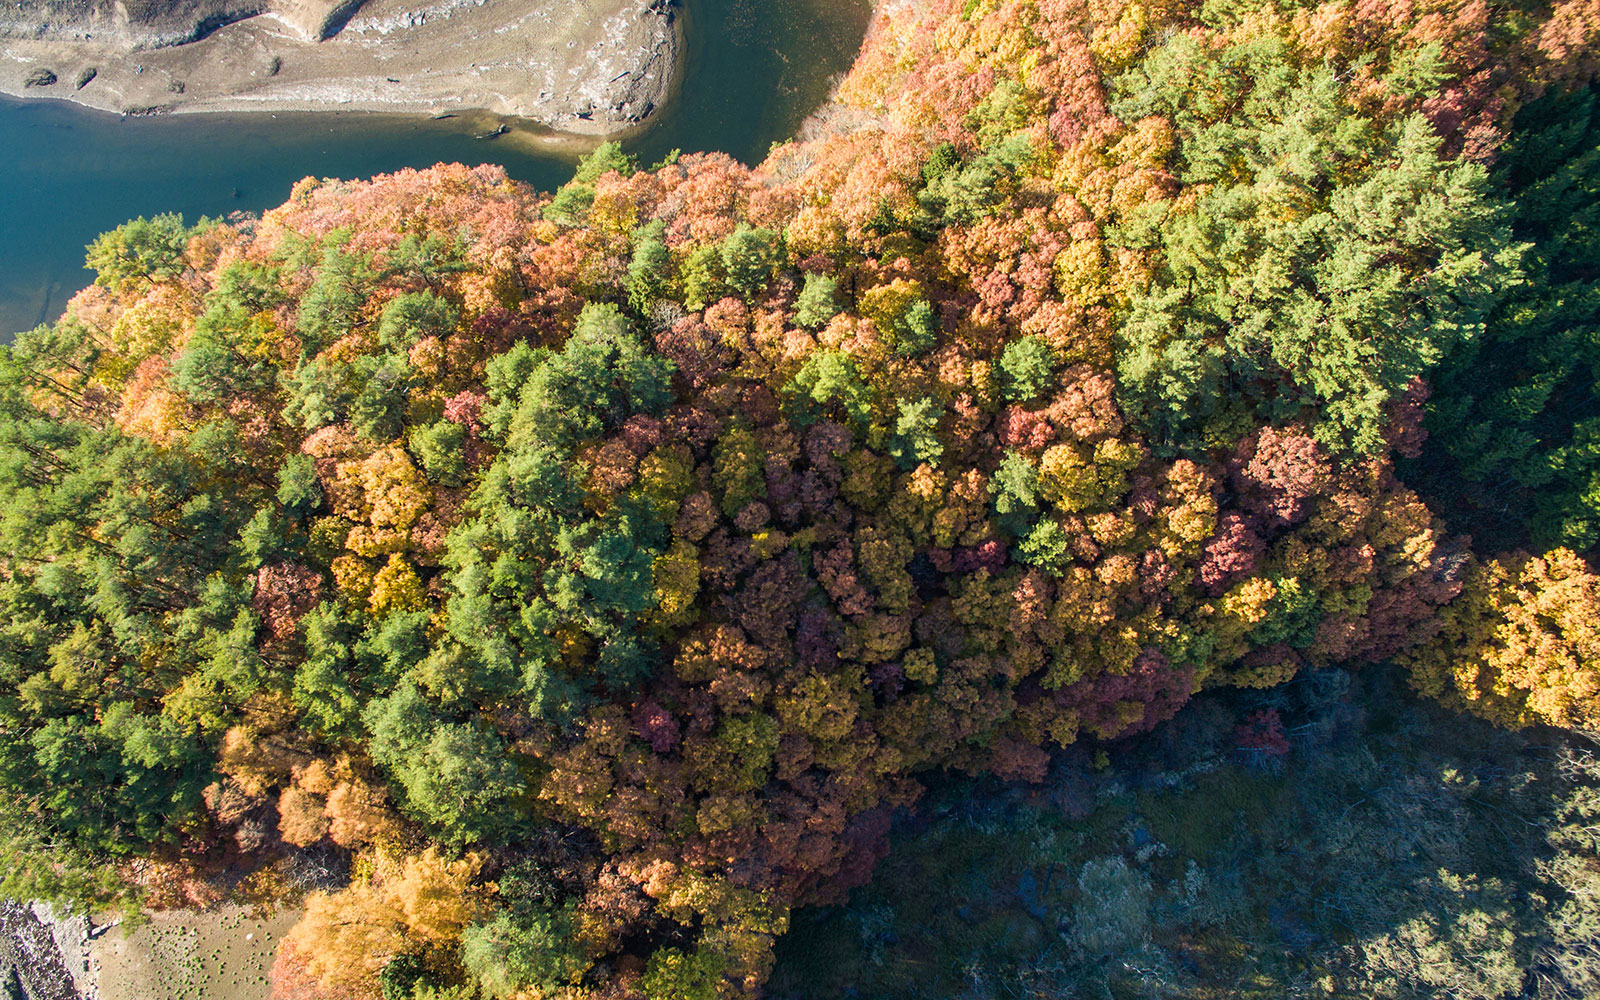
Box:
[0, 0, 680, 133]
[92, 906, 300, 1000]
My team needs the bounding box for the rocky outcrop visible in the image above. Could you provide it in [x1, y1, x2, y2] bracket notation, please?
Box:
[0, 0, 360, 48]
[0, 902, 81, 1000]
[521, 0, 678, 132]
[0, 0, 681, 135]
[273, 0, 369, 40]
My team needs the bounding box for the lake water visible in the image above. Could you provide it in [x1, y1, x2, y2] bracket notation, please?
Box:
[0, 0, 872, 339]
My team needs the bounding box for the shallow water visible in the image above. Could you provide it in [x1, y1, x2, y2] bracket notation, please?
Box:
[0, 0, 872, 339]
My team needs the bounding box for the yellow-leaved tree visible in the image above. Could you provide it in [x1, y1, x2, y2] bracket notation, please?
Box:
[279, 847, 483, 994]
[1401, 549, 1600, 730]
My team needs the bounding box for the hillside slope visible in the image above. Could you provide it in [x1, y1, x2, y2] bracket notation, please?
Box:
[2, 1, 1599, 999]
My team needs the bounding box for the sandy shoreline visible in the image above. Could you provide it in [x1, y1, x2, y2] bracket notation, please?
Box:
[0, 0, 682, 135]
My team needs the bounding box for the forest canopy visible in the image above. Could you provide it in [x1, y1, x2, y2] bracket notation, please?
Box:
[3, 0, 1600, 998]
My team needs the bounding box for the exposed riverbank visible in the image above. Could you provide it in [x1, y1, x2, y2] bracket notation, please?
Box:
[0, 0, 681, 134]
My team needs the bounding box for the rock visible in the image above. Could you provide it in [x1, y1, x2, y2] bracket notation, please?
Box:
[0, 902, 80, 1000]
[548, 0, 680, 135]
[274, 0, 369, 41]
[23, 67, 56, 86]
[0, 0, 350, 50]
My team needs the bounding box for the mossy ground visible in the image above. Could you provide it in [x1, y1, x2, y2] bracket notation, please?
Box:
[95, 905, 297, 1000]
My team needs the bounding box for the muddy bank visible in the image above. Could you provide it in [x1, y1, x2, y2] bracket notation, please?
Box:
[94, 906, 297, 1000]
[0, 0, 681, 134]
[0, 897, 300, 1000]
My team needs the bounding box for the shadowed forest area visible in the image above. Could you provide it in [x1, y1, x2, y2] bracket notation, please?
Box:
[771, 668, 1600, 999]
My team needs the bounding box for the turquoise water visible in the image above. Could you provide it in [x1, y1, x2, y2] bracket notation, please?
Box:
[0, 0, 872, 339]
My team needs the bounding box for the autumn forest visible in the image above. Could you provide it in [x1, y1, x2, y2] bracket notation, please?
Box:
[3, 1, 1600, 998]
